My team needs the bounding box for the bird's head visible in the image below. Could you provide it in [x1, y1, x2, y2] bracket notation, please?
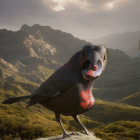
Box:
[80, 45, 108, 80]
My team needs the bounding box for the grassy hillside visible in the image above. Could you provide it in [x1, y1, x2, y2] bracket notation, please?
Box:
[120, 92, 140, 107]
[94, 51, 140, 102]
[0, 24, 140, 103]
[0, 24, 140, 139]
[0, 77, 140, 139]
[0, 78, 140, 139]
[94, 121, 140, 140]
[85, 100, 140, 124]
[0, 97, 140, 139]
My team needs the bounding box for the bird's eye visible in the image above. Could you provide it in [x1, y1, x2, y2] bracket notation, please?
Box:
[104, 55, 106, 60]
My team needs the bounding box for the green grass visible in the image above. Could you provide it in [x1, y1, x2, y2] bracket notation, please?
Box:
[0, 66, 140, 139]
[85, 99, 140, 124]
[0, 78, 140, 139]
[0, 102, 103, 139]
[120, 92, 140, 107]
[20, 65, 55, 83]
[0, 101, 140, 140]
[0, 98, 140, 139]
[94, 121, 140, 140]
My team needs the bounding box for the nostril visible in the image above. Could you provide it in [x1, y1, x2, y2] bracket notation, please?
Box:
[93, 65, 98, 71]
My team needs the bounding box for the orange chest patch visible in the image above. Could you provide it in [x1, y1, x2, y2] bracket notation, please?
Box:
[80, 90, 95, 109]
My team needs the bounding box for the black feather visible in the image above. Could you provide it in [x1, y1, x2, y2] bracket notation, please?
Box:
[3, 96, 30, 104]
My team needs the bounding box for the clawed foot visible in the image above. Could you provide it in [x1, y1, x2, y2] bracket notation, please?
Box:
[63, 133, 71, 138]
[81, 131, 91, 135]
[70, 132, 79, 135]
[63, 132, 80, 138]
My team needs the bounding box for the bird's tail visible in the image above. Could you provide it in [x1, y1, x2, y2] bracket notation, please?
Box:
[3, 95, 30, 104]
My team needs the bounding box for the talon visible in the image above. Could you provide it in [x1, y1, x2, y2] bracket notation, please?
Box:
[86, 132, 90, 135]
[81, 131, 90, 135]
[63, 133, 71, 138]
[70, 132, 79, 135]
[90, 132, 95, 135]
[85, 131, 90, 135]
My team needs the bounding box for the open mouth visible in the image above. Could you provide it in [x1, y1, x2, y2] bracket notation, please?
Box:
[82, 59, 103, 80]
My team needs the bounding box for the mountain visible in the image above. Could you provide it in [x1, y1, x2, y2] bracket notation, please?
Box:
[0, 24, 90, 83]
[120, 91, 140, 107]
[90, 31, 140, 103]
[0, 24, 140, 139]
[0, 24, 88, 64]
[0, 57, 18, 78]
[0, 24, 140, 104]
[94, 51, 140, 102]
[91, 31, 140, 57]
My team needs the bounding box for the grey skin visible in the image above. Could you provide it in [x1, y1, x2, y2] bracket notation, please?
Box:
[3, 45, 107, 137]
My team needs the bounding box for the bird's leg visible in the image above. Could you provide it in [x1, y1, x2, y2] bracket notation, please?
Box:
[73, 115, 90, 135]
[55, 113, 70, 138]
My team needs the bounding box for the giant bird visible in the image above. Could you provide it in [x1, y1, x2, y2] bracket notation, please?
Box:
[3, 45, 107, 137]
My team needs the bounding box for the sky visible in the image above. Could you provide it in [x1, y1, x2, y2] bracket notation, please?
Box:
[0, 0, 140, 40]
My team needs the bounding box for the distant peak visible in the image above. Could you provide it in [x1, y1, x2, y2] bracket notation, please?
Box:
[32, 24, 52, 30]
[20, 24, 30, 31]
[20, 24, 52, 32]
[32, 24, 41, 29]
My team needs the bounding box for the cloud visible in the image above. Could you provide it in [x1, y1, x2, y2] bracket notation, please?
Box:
[0, 0, 140, 39]
[42, 0, 128, 12]
[43, 0, 90, 12]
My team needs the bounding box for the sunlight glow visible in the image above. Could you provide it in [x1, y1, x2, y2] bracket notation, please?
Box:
[53, 0, 65, 11]
[106, 1, 114, 10]
[43, 0, 124, 12]
[43, 0, 90, 12]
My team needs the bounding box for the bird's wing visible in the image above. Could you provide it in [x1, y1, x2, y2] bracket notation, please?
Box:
[27, 68, 74, 106]
[28, 82, 59, 106]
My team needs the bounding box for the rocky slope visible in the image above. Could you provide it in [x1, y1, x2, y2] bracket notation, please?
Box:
[0, 24, 88, 64]
[0, 24, 140, 103]
[0, 57, 18, 78]
[0, 24, 140, 139]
